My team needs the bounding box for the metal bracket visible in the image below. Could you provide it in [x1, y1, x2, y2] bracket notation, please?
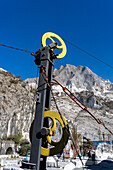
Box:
[36, 127, 51, 139]
[34, 43, 57, 66]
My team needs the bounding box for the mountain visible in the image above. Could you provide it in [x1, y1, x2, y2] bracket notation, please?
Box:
[53, 64, 113, 98]
[52, 65, 113, 140]
[0, 65, 113, 141]
[0, 68, 35, 140]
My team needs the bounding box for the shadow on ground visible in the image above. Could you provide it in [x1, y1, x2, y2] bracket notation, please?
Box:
[87, 160, 113, 170]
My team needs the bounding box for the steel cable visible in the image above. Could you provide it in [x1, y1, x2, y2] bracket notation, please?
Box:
[63, 38, 113, 69]
[0, 43, 34, 54]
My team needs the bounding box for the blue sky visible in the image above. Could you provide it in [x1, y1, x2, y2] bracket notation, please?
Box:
[0, 0, 113, 82]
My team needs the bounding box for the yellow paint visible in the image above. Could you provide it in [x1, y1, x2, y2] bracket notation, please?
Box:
[41, 32, 66, 59]
[41, 110, 68, 156]
[41, 147, 50, 156]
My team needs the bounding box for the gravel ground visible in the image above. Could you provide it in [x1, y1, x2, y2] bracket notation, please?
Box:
[1, 159, 113, 170]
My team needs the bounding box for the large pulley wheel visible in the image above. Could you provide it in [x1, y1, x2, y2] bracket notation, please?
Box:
[41, 32, 67, 59]
[30, 110, 69, 156]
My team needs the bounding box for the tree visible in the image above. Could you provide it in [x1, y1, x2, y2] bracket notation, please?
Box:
[19, 138, 31, 156]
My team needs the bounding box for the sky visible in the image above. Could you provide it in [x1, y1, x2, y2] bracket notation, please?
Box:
[0, 0, 113, 82]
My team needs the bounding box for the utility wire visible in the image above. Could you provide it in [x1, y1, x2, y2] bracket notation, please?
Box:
[63, 38, 113, 69]
[0, 43, 33, 54]
[1, 39, 113, 69]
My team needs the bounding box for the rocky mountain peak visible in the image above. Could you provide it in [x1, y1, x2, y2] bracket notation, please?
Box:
[53, 64, 113, 98]
[0, 65, 113, 141]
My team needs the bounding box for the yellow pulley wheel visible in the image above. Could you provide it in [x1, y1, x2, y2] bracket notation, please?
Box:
[30, 110, 69, 156]
[41, 32, 67, 59]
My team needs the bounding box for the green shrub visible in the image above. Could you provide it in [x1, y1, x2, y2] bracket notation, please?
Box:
[11, 154, 13, 158]
[13, 133, 23, 145]
[20, 139, 29, 146]
[7, 135, 14, 140]
[20, 144, 31, 156]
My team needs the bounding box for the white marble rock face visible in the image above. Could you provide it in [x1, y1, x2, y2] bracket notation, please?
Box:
[0, 64, 113, 141]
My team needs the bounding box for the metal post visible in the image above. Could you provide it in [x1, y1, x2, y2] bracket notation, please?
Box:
[40, 57, 54, 170]
[30, 45, 55, 170]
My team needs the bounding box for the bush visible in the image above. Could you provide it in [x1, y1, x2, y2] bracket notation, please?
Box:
[20, 144, 31, 156]
[11, 154, 14, 158]
[20, 139, 29, 146]
[7, 135, 14, 140]
[13, 133, 23, 145]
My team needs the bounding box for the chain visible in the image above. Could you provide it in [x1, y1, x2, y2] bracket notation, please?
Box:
[38, 67, 113, 150]
[101, 122, 113, 135]
[53, 79, 113, 136]
[41, 66, 85, 168]
[50, 88, 84, 168]
[41, 67, 68, 126]
[38, 66, 113, 167]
